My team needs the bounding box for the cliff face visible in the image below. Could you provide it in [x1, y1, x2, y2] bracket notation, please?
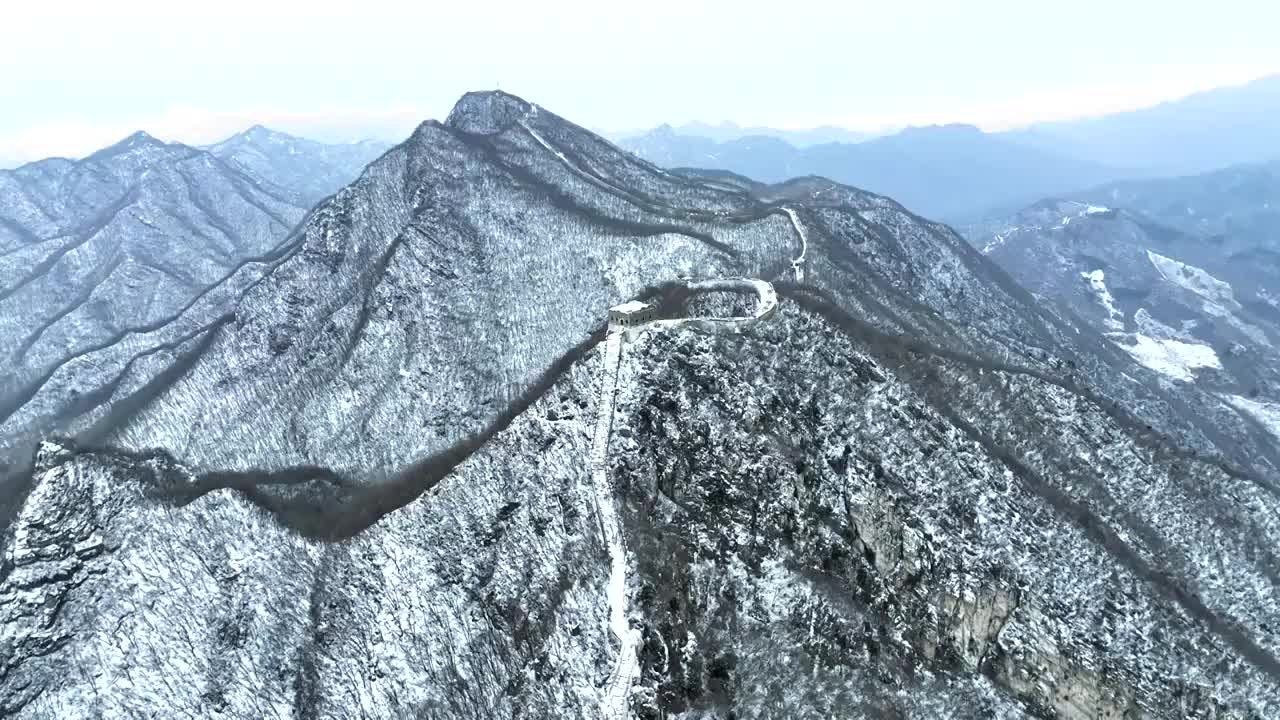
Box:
[1, 92, 1277, 718]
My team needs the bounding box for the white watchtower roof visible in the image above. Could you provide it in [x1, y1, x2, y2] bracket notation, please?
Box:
[610, 300, 649, 314]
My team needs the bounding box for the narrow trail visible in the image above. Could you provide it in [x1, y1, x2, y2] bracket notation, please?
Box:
[781, 206, 809, 282]
[589, 330, 637, 719]
[517, 103, 793, 716]
[589, 279, 776, 717]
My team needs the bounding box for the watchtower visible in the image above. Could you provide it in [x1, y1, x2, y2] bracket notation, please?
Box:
[607, 300, 657, 328]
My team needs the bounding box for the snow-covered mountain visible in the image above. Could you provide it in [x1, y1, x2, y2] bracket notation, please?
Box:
[1074, 159, 1280, 250]
[206, 126, 393, 206]
[969, 190, 1280, 411]
[3, 92, 1280, 718]
[0, 132, 310, 483]
[0, 127, 392, 488]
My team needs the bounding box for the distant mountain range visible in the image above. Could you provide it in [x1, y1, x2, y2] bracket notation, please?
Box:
[609, 121, 878, 147]
[1072, 158, 1280, 246]
[1008, 75, 1280, 175]
[622, 74, 1280, 221]
[621, 122, 1122, 221]
[0, 126, 386, 479]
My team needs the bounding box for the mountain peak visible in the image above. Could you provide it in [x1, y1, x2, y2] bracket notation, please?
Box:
[445, 90, 533, 135]
[204, 125, 298, 154]
[230, 124, 302, 148]
[85, 130, 170, 162]
[124, 130, 162, 144]
[115, 130, 167, 150]
[898, 123, 983, 138]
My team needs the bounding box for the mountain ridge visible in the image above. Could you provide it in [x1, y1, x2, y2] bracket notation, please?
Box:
[0, 126, 394, 500]
[205, 125, 394, 206]
[608, 120, 879, 147]
[968, 197, 1280, 411]
[3, 90, 1279, 718]
[1006, 74, 1280, 175]
[620, 122, 1124, 221]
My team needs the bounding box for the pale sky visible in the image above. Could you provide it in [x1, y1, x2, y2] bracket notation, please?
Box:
[3, 0, 1279, 166]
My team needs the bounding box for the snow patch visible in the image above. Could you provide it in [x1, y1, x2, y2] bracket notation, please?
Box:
[1147, 250, 1238, 310]
[1260, 288, 1280, 310]
[1114, 333, 1222, 382]
[610, 300, 648, 314]
[1133, 307, 1181, 338]
[1079, 269, 1124, 331]
[1221, 394, 1280, 443]
[981, 231, 1008, 254]
[1055, 203, 1109, 229]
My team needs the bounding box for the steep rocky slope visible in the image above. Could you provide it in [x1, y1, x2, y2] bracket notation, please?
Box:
[3, 92, 1279, 719]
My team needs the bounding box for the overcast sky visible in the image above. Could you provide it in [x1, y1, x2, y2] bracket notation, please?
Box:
[3, 0, 1278, 166]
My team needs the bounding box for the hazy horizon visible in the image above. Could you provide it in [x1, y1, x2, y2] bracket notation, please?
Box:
[4, 0, 1279, 167]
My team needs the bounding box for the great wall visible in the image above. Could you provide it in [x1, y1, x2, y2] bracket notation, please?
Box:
[590, 276, 785, 718]
[521, 101, 810, 718]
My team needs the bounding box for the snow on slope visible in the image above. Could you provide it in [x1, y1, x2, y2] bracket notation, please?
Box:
[1262, 288, 1280, 311]
[1114, 333, 1222, 382]
[1060, 202, 1110, 227]
[981, 231, 1008, 254]
[980, 201, 1109, 252]
[1222, 394, 1280, 443]
[1147, 250, 1238, 310]
[1079, 269, 1124, 331]
[1146, 250, 1271, 346]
